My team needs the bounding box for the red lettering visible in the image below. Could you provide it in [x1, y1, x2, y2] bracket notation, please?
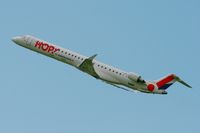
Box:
[42, 43, 49, 51]
[35, 41, 41, 48]
[48, 46, 55, 53]
[54, 48, 60, 53]
[34, 41, 59, 54]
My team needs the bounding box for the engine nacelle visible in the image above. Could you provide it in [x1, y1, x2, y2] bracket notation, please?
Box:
[128, 72, 145, 83]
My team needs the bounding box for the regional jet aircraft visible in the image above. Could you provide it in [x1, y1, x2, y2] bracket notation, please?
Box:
[12, 35, 192, 94]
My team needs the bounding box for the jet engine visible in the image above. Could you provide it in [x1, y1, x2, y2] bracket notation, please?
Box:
[128, 72, 145, 83]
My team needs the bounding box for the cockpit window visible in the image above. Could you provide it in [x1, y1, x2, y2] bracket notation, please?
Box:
[24, 35, 32, 45]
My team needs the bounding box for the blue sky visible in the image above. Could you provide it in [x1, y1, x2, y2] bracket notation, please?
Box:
[0, 0, 199, 133]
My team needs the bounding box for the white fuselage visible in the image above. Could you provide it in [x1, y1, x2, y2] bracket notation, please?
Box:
[12, 35, 159, 93]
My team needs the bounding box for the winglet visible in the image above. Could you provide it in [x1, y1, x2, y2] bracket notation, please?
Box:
[88, 54, 98, 60]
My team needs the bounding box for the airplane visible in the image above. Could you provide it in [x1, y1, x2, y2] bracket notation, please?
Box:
[12, 35, 192, 95]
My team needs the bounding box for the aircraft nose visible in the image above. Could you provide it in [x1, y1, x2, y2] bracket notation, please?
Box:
[12, 36, 22, 44]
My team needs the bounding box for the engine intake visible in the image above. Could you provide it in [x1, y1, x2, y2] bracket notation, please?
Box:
[128, 72, 145, 83]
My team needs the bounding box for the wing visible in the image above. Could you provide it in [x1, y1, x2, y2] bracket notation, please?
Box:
[78, 54, 100, 79]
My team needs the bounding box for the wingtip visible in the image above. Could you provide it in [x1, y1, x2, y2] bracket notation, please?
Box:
[188, 85, 192, 88]
[178, 79, 192, 88]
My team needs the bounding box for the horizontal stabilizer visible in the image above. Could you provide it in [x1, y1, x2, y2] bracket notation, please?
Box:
[175, 76, 192, 88]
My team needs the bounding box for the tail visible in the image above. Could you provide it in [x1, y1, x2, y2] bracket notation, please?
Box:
[156, 74, 192, 90]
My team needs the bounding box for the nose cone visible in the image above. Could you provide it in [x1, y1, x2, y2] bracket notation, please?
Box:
[12, 36, 22, 44]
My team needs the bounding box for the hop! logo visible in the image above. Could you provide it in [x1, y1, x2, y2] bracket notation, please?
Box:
[34, 41, 60, 54]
